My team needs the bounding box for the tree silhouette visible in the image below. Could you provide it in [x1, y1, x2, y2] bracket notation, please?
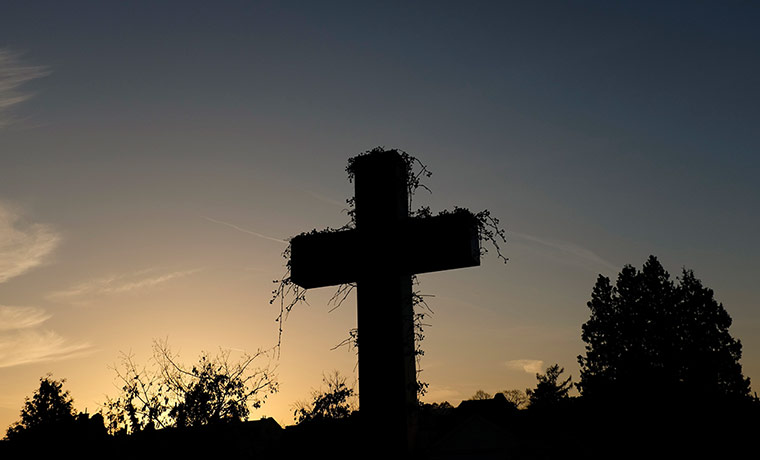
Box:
[526, 364, 572, 409]
[104, 340, 277, 434]
[500, 389, 529, 409]
[168, 352, 257, 428]
[5, 375, 75, 440]
[469, 389, 493, 400]
[4, 375, 108, 459]
[578, 255, 750, 402]
[293, 371, 356, 424]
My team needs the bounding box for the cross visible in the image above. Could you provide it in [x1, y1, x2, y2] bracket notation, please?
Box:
[289, 149, 480, 452]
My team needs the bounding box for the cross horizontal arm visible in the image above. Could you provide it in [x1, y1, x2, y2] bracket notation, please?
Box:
[405, 212, 481, 276]
[289, 229, 359, 289]
[289, 212, 480, 290]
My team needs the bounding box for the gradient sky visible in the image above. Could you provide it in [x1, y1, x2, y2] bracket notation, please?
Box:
[1, 1, 758, 432]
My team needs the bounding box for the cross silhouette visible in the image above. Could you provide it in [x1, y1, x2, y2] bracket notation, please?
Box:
[289, 149, 480, 451]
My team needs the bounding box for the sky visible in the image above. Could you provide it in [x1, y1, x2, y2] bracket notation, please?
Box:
[1, 1, 758, 432]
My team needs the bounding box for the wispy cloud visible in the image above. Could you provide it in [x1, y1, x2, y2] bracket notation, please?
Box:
[0, 205, 86, 367]
[0, 305, 91, 368]
[0, 306, 51, 331]
[0, 48, 48, 128]
[49, 268, 202, 303]
[203, 216, 287, 244]
[511, 231, 618, 273]
[506, 359, 545, 375]
[0, 330, 92, 368]
[421, 385, 462, 402]
[0, 203, 61, 284]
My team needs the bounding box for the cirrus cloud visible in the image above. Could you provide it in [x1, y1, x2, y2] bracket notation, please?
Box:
[0, 203, 61, 284]
[0, 206, 86, 368]
[0, 48, 48, 128]
[0, 305, 91, 368]
[48, 267, 203, 304]
[0, 306, 51, 331]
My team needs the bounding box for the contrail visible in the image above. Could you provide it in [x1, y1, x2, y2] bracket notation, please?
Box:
[203, 217, 287, 245]
[510, 231, 618, 273]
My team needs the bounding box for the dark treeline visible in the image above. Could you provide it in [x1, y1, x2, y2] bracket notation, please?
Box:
[3, 256, 759, 459]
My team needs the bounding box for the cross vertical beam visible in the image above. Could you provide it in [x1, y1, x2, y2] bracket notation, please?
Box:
[352, 153, 417, 451]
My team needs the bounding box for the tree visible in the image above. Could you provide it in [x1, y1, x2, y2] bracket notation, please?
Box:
[293, 371, 356, 423]
[6, 375, 75, 440]
[104, 340, 277, 434]
[578, 255, 750, 401]
[469, 390, 493, 400]
[500, 389, 529, 409]
[526, 364, 572, 409]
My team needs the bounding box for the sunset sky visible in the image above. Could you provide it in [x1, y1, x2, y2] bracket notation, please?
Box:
[1, 1, 758, 432]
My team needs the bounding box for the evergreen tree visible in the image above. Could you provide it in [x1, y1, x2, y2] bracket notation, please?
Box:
[578, 256, 750, 401]
[527, 364, 572, 409]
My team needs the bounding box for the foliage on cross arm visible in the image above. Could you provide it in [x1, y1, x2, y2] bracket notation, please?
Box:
[414, 205, 508, 263]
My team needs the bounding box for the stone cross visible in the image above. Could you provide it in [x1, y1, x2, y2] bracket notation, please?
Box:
[289, 150, 480, 452]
